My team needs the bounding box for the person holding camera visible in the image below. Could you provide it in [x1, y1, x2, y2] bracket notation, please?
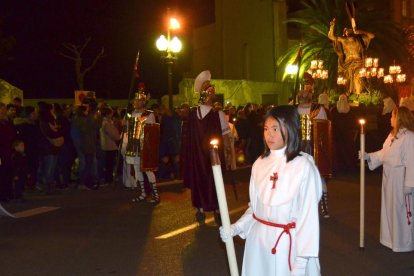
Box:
[72, 97, 101, 190]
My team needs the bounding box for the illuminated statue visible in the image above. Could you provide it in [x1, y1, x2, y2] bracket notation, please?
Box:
[328, 18, 375, 95]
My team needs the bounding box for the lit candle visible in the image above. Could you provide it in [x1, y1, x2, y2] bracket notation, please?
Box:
[316, 69, 322, 78]
[365, 57, 373, 68]
[373, 58, 379, 68]
[359, 119, 366, 249]
[209, 139, 239, 276]
[377, 68, 384, 78]
[318, 60, 324, 69]
[384, 75, 393, 84]
[397, 74, 406, 83]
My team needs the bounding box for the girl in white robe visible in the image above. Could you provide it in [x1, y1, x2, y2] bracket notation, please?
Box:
[220, 105, 322, 276]
[363, 106, 414, 252]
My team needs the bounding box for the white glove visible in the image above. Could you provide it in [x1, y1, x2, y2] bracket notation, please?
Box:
[358, 151, 370, 161]
[291, 257, 308, 276]
[219, 224, 241, 242]
[404, 186, 413, 195]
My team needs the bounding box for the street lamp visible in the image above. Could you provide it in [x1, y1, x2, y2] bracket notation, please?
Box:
[156, 17, 182, 111]
[286, 64, 298, 104]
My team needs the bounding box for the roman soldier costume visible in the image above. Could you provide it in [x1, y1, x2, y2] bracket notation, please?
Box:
[124, 90, 161, 203]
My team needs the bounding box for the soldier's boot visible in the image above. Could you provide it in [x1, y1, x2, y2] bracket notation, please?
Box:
[149, 182, 160, 204]
[320, 192, 330, 218]
[132, 181, 146, 202]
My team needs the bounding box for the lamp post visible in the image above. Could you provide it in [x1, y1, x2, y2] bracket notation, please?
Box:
[156, 17, 182, 111]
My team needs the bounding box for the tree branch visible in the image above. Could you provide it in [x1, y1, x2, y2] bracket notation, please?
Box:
[57, 51, 77, 61]
[83, 47, 105, 74]
[79, 37, 91, 54]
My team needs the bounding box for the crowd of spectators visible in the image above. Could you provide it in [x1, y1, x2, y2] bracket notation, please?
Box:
[0, 97, 270, 204]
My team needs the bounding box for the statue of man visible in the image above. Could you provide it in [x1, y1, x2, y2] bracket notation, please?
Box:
[328, 18, 375, 95]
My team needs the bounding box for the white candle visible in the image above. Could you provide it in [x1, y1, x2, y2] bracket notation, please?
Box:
[359, 119, 366, 248]
[210, 139, 239, 276]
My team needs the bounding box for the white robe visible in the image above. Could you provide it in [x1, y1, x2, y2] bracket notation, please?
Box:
[367, 128, 414, 252]
[234, 147, 322, 276]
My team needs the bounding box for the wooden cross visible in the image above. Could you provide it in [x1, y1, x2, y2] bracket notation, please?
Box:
[270, 172, 278, 189]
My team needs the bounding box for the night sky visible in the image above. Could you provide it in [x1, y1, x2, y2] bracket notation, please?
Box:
[0, 0, 214, 100]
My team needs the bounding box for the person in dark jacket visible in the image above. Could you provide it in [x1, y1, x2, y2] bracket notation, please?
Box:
[11, 140, 30, 202]
[0, 102, 17, 202]
[37, 102, 63, 194]
[14, 106, 39, 190]
[72, 101, 101, 189]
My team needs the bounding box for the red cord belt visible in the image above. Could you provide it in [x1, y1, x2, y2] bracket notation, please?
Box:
[253, 213, 296, 271]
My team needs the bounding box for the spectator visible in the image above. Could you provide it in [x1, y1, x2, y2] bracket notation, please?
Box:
[0, 102, 17, 202]
[72, 100, 101, 190]
[158, 105, 182, 180]
[53, 103, 75, 188]
[37, 102, 63, 194]
[6, 104, 17, 122]
[13, 97, 23, 116]
[100, 107, 120, 183]
[11, 140, 30, 202]
[14, 106, 40, 190]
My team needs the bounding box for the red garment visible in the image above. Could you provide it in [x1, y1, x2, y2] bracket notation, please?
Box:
[183, 107, 225, 211]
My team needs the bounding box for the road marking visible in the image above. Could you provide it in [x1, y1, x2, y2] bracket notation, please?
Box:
[155, 205, 247, 239]
[13, 206, 60, 218]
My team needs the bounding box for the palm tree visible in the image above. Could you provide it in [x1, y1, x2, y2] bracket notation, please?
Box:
[278, 0, 410, 93]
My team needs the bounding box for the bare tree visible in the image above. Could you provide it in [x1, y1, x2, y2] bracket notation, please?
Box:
[59, 37, 105, 90]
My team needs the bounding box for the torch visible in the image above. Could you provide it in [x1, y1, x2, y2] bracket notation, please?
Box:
[209, 139, 239, 276]
[359, 118, 366, 249]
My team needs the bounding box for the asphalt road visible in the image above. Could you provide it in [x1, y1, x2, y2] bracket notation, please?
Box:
[1, 167, 413, 276]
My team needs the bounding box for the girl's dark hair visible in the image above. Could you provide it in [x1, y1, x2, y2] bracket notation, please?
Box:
[261, 105, 302, 162]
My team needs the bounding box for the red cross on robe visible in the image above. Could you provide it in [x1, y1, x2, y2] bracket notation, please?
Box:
[270, 172, 278, 189]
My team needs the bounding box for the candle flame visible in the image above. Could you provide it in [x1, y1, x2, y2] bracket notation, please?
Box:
[359, 119, 366, 125]
[210, 139, 219, 147]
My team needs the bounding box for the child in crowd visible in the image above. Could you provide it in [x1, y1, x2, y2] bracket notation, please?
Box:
[11, 140, 31, 203]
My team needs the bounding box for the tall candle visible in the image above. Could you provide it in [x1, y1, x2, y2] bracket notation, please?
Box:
[359, 119, 366, 249]
[210, 139, 239, 276]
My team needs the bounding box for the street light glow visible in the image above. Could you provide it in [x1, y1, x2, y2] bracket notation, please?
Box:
[170, 37, 182, 53]
[169, 18, 180, 29]
[286, 64, 298, 75]
[156, 35, 168, 51]
[156, 12, 182, 111]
